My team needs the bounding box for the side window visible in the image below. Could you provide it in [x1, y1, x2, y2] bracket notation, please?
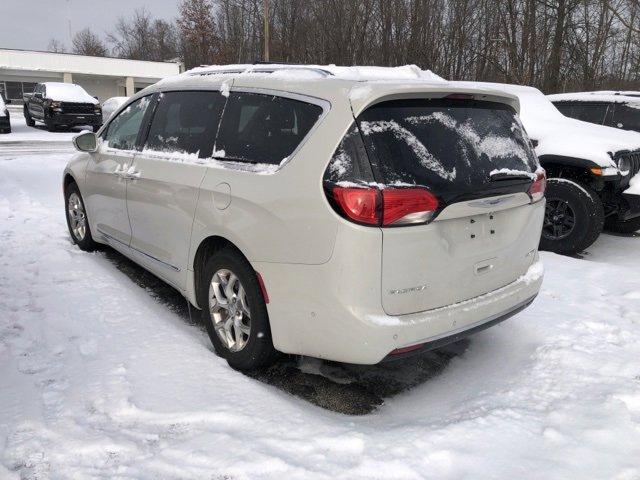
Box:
[104, 96, 152, 151]
[554, 103, 574, 118]
[611, 104, 640, 132]
[215, 92, 324, 165]
[144, 91, 226, 158]
[570, 103, 608, 125]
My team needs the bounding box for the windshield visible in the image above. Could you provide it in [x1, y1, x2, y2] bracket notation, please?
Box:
[357, 99, 539, 200]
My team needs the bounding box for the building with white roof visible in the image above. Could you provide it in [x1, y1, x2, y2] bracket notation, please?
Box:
[0, 48, 183, 103]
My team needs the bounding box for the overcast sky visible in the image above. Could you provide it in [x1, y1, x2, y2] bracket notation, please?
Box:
[0, 0, 179, 52]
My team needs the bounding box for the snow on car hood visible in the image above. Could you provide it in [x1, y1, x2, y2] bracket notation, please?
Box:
[452, 81, 640, 168]
[43, 83, 99, 104]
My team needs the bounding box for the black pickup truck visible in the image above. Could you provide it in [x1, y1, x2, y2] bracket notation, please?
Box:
[23, 82, 102, 132]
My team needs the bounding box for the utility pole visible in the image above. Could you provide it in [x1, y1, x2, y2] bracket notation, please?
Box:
[66, 0, 73, 45]
[264, 0, 270, 62]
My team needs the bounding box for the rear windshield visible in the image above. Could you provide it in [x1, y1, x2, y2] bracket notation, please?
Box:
[357, 99, 538, 198]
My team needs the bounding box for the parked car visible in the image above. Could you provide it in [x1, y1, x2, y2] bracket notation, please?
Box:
[454, 82, 640, 251]
[23, 82, 102, 132]
[0, 93, 10, 133]
[63, 65, 545, 370]
[101, 96, 129, 121]
[548, 91, 640, 133]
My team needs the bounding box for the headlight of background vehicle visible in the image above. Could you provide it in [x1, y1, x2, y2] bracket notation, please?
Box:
[617, 156, 631, 176]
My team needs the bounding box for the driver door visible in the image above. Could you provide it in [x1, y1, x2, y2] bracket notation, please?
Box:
[84, 96, 153, 247]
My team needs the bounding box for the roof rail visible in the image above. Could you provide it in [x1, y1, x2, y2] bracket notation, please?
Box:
[189, 63, 335, 78]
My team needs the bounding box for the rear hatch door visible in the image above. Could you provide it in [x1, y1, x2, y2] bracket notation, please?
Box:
[357, 98, 542, 316]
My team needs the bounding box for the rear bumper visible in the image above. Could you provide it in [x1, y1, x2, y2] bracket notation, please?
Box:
[254, 254, 543, 365]
[381, 294, 536, 361]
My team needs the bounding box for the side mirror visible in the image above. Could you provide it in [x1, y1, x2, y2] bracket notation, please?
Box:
[73, 131, 98, 153]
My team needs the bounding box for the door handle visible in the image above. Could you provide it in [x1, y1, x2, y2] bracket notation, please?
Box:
[124, 165, 141, 179]
[113, 164, 140, 179]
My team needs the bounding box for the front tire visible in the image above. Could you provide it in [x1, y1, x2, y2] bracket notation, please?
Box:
[605, 215, 640, 234]
[539, 178, 604, 255]
[199, 248, 278, 370]
[65, 182, 98, 251]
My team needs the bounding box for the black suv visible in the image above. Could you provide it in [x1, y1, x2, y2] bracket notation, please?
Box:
[23, 82, 102, 132]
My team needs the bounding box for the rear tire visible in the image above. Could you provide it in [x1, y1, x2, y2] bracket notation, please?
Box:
[65, 182, 98, 252]
[605, 215, 640, 234]
[46, 121, 57, 132]
[24, 107, 35, 127]
[539, 178, 604, 255]
[199, 247, 278, 370]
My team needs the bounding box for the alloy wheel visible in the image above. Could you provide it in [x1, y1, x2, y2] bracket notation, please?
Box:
[543, 198, 576, 240]
[208, 269, 251, 352]
[67, 192, 87, 241]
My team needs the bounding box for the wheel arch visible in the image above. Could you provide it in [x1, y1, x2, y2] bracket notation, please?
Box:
[63, 173, 77, 195]
[191, 235, 250, 310]
[538, 154, 604, 190]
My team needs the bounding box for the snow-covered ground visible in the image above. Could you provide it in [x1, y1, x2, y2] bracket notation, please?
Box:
[0, 106, 88, 145]
[1, 133, 640, 479]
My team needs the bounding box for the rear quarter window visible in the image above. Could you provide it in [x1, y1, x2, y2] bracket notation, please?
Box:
[214, 92, 324, 165]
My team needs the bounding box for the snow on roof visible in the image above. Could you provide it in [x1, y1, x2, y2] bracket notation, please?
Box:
[452, 81, 640, 167]
[592, 90, 640, 97]
[43, 82, 99, 104]
[547, 91, 640, 104]
[185, 63, 446, 83]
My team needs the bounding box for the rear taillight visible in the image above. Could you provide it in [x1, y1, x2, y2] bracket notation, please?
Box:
[332, 187, 380, 225]
[331, 186, 439, 227]
[528, 170, 546, 203]
[382, 188, 439, 225]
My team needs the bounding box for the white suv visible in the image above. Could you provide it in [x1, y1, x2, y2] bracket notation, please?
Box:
[64, 64, 545, 370]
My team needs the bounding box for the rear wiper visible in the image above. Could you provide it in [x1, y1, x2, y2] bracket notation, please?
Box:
[489, 171, 533, 182]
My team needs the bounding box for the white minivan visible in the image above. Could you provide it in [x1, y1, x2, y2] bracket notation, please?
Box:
[64, 65, 545, 370]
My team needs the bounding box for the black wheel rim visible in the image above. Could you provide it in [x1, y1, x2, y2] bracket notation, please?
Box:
[543, 198, 576, 240]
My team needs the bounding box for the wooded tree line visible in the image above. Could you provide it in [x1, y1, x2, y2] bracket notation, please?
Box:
[48, 0, 640, 93]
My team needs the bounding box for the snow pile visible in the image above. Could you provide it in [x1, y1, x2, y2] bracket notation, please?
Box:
[2, 147, 640, 478]
[220, 80, 232, 97]
[101, 97, 129, 120]
[490, 168, 537, 180]
[452, 81, 640, 168]
[42, 82, 99, 104]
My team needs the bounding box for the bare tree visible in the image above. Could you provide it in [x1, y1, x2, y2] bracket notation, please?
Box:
[72, 28, 108, 57]
[91, 0, 640, 92]
[47, 39, 67, 53]
[177, 0, 219, 68]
